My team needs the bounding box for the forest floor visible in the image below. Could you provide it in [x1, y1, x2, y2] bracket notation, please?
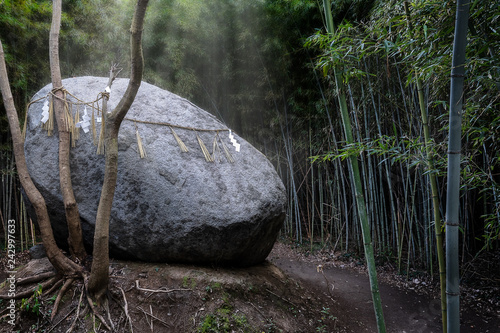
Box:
[0, 240, 499, 333]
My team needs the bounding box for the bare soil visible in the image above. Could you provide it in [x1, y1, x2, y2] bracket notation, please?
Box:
[0, 241, 499, 333]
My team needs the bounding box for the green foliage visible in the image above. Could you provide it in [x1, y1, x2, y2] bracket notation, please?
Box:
[20, 284, 43, 316]
[316, 307, 336, 332]
[303, 0, 500, 259]
[0, 0, 51, 144]
[0, 0, 115, 146]
[197, 308, 252, 333]
[197, 290, 254, 332]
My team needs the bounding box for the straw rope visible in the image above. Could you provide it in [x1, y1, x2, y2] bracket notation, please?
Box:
[26, 87, 239, 163]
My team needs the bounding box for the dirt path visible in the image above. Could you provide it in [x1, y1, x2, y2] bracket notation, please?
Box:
[268, 243, 500, 333]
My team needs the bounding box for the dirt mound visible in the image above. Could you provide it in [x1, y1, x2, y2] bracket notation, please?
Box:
[1, 252, 341, 332]
[1, 242, 498, 332]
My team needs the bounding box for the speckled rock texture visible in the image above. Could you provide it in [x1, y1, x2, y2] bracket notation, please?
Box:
[24, 76, 285, 266]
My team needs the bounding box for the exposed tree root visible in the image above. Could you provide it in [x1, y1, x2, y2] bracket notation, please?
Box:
[44, 278, 64, 297]
[46, 276, 127, 332]
[17, 271, 57, 286]
[135, 279, 191, 295]
[51, 277, 74, 320]
[0, 275, 60, 300]
[1, 270, 139, 332]
[104, 297, 115, 331]
[86, 293, 112, 331]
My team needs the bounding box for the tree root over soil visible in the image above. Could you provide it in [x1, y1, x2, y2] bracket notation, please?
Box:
[0, 267, 199, 332]
[0, 270, 125, 332]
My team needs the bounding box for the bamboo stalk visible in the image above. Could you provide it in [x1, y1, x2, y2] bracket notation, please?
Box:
[322, 1, 386, 331]
[318, 164, 324, 245]
[402, 2, 448, 330]
[446, 1, 470, 331]
[363, 59, 398, 255]
[310, 125, 315, 250]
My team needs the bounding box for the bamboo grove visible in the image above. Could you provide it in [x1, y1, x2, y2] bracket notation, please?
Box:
[1, 0, 499, 275]
[275, 0, 499, 275]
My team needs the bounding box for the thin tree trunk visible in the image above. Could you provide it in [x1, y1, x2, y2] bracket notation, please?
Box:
[403, 3, 447, 329]
[322, 1, 386, 331]
[0, 41, 81, 276]
[88, 0, 149, 303]
[417, 77, 447, 332]
[363, 59, 398, 254]
[49, 0, 87, 261]
[446, 1, 470, 331]
[335, 69, 386, 332]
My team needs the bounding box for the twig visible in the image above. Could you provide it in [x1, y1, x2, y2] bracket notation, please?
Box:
[265, 289, 297, 308]
[249, 301, 267, 320]
[137, 306, 172, 328]
[66, 287, 84, 333]
[149, 305, 154, 332]
[141, 306, 150, 328]
[119, 287, 134, 333]
[317, 264, 335, 298]
[46, 307, 76, 333]
[135, 280, 191, 294]
[104, 297, 115, 331]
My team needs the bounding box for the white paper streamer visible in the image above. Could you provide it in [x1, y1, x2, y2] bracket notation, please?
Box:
[40, 100, 50, 124]
[75, 106, 91, 133]
[228, 130, 240, 152]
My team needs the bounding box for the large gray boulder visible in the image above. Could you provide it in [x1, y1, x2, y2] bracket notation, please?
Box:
[24, 76, 285, 266]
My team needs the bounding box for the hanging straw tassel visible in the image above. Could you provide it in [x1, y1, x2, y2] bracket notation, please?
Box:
[196, 132, 214, 162]
[65, 102, 77, 148]
[73, 106, 80, 145]
[170, 126, 188, 152]
[97, 115, 105, 155]
[212, 134, 222, 163]
[48, 96, 54, 136]
[135, 123, 147, 158]
[218, 132, 234, 163]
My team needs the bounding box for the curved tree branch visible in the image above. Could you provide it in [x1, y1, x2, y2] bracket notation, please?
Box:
[88, 0, 149, 302]
[0, 41, 81, 276]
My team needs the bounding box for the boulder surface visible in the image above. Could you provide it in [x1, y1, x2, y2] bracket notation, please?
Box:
[24, 76, 285, 266]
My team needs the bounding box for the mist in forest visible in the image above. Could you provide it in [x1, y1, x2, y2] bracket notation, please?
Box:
[62, 0, 291, 152]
